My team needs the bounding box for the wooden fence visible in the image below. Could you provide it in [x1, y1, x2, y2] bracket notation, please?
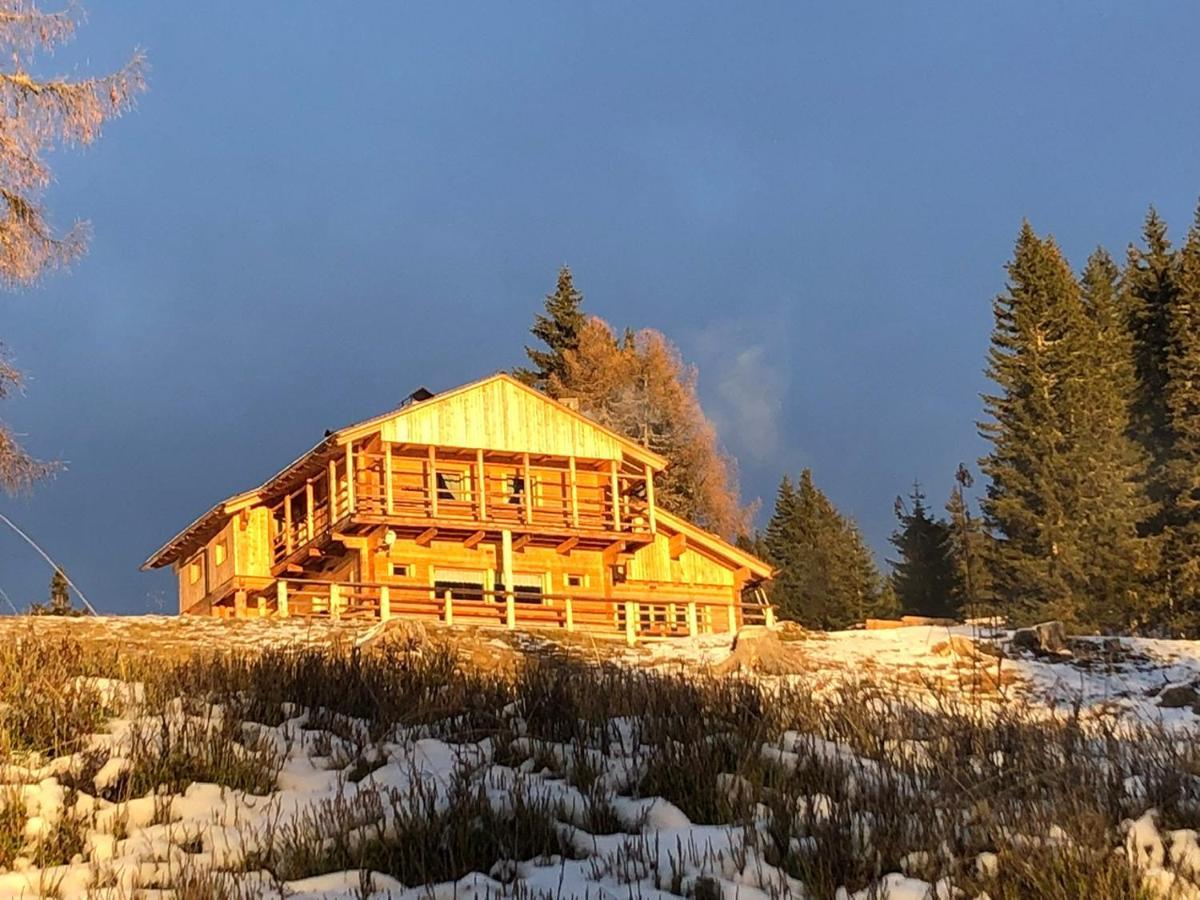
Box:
[249, 579, 774, 644]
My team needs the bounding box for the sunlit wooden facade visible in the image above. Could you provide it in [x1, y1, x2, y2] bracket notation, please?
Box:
[142, 374, 773, 641]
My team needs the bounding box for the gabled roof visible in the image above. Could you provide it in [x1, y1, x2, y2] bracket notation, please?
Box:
[143, 373, 667, 569]
[654, 508, 774, 581]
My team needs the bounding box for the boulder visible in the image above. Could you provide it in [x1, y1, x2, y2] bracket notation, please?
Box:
[1010, 620, 1069, 656]
[1157, 684, 1200, 709]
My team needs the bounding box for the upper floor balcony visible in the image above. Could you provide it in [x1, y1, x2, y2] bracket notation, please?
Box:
[268, 440, 655, 567]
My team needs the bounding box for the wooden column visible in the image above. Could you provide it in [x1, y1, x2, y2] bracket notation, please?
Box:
[384, 443, 394, 514]
[610, 460, 621, 531]
[568, 456, 580, 528]
[427, 446, 439, 517]
[686, 601, 698, 637]
[344, 443, 356, 513]
[379, 584, 391, 621]
[644, 463, 657, 533]
[564, 595, 575, 632]
[726, 601, 738, 634]
[329, 583, 341, 620]
[328, 460, 338, 520]
[284, 494, 294, 555]
[443, 589, 454, 626]
[476, 449, 487, 520]
[305, 480, 315, 540]
[501, 530, 515, 629]
[624, 600, 637, 645]
[522, 453, 533, 524]
[277, 580, 289, 618]
[234, 590, 247, 618]
[764, 605, 776, 629]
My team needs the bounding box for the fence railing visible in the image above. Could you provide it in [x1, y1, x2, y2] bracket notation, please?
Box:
[258, 579, 775, 644]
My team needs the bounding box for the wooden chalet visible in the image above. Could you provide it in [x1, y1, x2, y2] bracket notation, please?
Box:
[142, 374, 774, 642]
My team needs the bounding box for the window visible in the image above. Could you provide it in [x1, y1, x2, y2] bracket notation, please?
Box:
[507, 474, 525, 504]
[565, 573, 587, 590]
[390, 562, 411, 578]
[496, 572, 544, 604]
[187, 556, 203, 585]
[436, 470, 466, 502]
[213, 537, 228, 567]
[434, 567, 486, 602]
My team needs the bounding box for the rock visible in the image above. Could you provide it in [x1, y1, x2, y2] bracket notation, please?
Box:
[948, 634, 1005, 661]
[1157, 684, 1200, 709]
[773, 620, 811, 642]
[900, 615, 959, 627]
[1011, 620, 1070, 656]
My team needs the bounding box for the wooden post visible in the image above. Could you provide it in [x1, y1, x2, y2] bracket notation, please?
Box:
[625, 600, 637, 646]
[305, 479, 315, 540]
[687, 601, 698, 637]
[257, 596, 267, 618]
[443, 589, 454, 626]
[277, 580, 289, 618]
[644, 463, 657, 533]
[329, 583, 341, 620]
[501, 530, 515, 629]
[565, 595, 575, 632]
[427, 445, 438, 517]
[284, 493, 294, 555]
[610, 461, 621, 531]
[345, 443, 356, 513]
[568, 456, 580, 528]
[476, 449, 487, 520]
[328, 459, 338, 520]
[726, 602, 737, 634]
[384, 443, 394, 514]
[234, 590, 247, 618]
[522, 452, 533, 524]
[764, 604, 776, 629]
[379, 584, 391, 621]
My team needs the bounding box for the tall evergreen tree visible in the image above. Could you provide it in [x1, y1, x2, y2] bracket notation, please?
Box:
[515, 266, 586, 394]
[888, 481, 958, 618]
[1159, 212, 1200, 631]
[980, 223, 1088, 623]
[945, 465, 992, 617]
[762, 469, 885, 629]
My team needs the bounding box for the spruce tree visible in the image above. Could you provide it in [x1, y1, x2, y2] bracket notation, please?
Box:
[1159, 213, 1200, 632]
[945, 465, 992, 617]
[30, 568, 80, 616]
[515, 266, 586, 394]
[888, 482, 958, 618]
[980, 223, 1088, 624]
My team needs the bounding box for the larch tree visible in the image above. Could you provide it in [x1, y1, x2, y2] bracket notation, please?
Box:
[0, 1, 145, 492]
[888, 481, 958, 619]
[515, 265, 586, 394]
[551, 315, 748, 538]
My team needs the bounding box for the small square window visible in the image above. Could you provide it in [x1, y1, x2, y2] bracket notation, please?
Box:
[565, 573, 586, 589]
[213, 538, 228, 567]
[188, 557, 203, 585]
[391, 563, 411, 578]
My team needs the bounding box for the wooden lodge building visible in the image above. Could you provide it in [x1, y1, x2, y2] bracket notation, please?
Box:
[142, 374, 774, 641]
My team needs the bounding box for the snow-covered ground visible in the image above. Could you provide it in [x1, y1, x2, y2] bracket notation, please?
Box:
[1, 618, 1199, 898]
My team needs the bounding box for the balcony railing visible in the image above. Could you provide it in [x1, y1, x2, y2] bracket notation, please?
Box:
[246, 579, 775, 643]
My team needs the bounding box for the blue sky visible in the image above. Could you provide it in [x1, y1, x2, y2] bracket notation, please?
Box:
[3, 2, 1199, 613]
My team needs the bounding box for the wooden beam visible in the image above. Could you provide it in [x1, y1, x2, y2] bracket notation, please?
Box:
[285, 563, 303, 575]
[476, 449, 487, 520]
[668, 533, 688, 559]
[427, 445, 438, 518]
[332, 532, 369, 550]
[284, 493, 294, 554]
[501, 530, 515, 629]
[415, 526, 438, 547]
[345, 442, 356, 512]
[603, 540, 626, 565]
[568, 455, 580, 528]
[463, 530, 486, 549]
[644, 463, 657, 533]
[512, 533, 532, 552]
[307, 547, 322, 558]
[328, 459, 338, 520]
[610, 460, 621, 531]
[522, 452, 533, 524]
[556, 535, 579, 555]
[305, 479, 315, 539]
[384, 442, 394, 514]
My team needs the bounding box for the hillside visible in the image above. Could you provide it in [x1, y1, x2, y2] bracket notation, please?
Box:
[0, 616, 1198, 899]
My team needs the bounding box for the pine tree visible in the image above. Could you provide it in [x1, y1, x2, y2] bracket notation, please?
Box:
[1159, 212, 1200, 632]
[762, 469, 883, 629]
[888, 481, 958, 618]
[980, 223, 1087, 623]
[515, 266, 586, 394]
[945, 465, 992, 617]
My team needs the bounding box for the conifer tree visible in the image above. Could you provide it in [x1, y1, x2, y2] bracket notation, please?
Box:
[888, 481, 958, 618]
[515, 266, 586, 394]
[1159, 213, 1200, 631]
[945, 465, 991, 616]
[29, 567, 81, 616]
[762, 469, 883, 629]
[980, 223, 1087, 622]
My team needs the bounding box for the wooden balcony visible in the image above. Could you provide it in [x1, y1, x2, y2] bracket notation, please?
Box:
[268, 442, 656, 567]
[231, 578, 776, 643]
